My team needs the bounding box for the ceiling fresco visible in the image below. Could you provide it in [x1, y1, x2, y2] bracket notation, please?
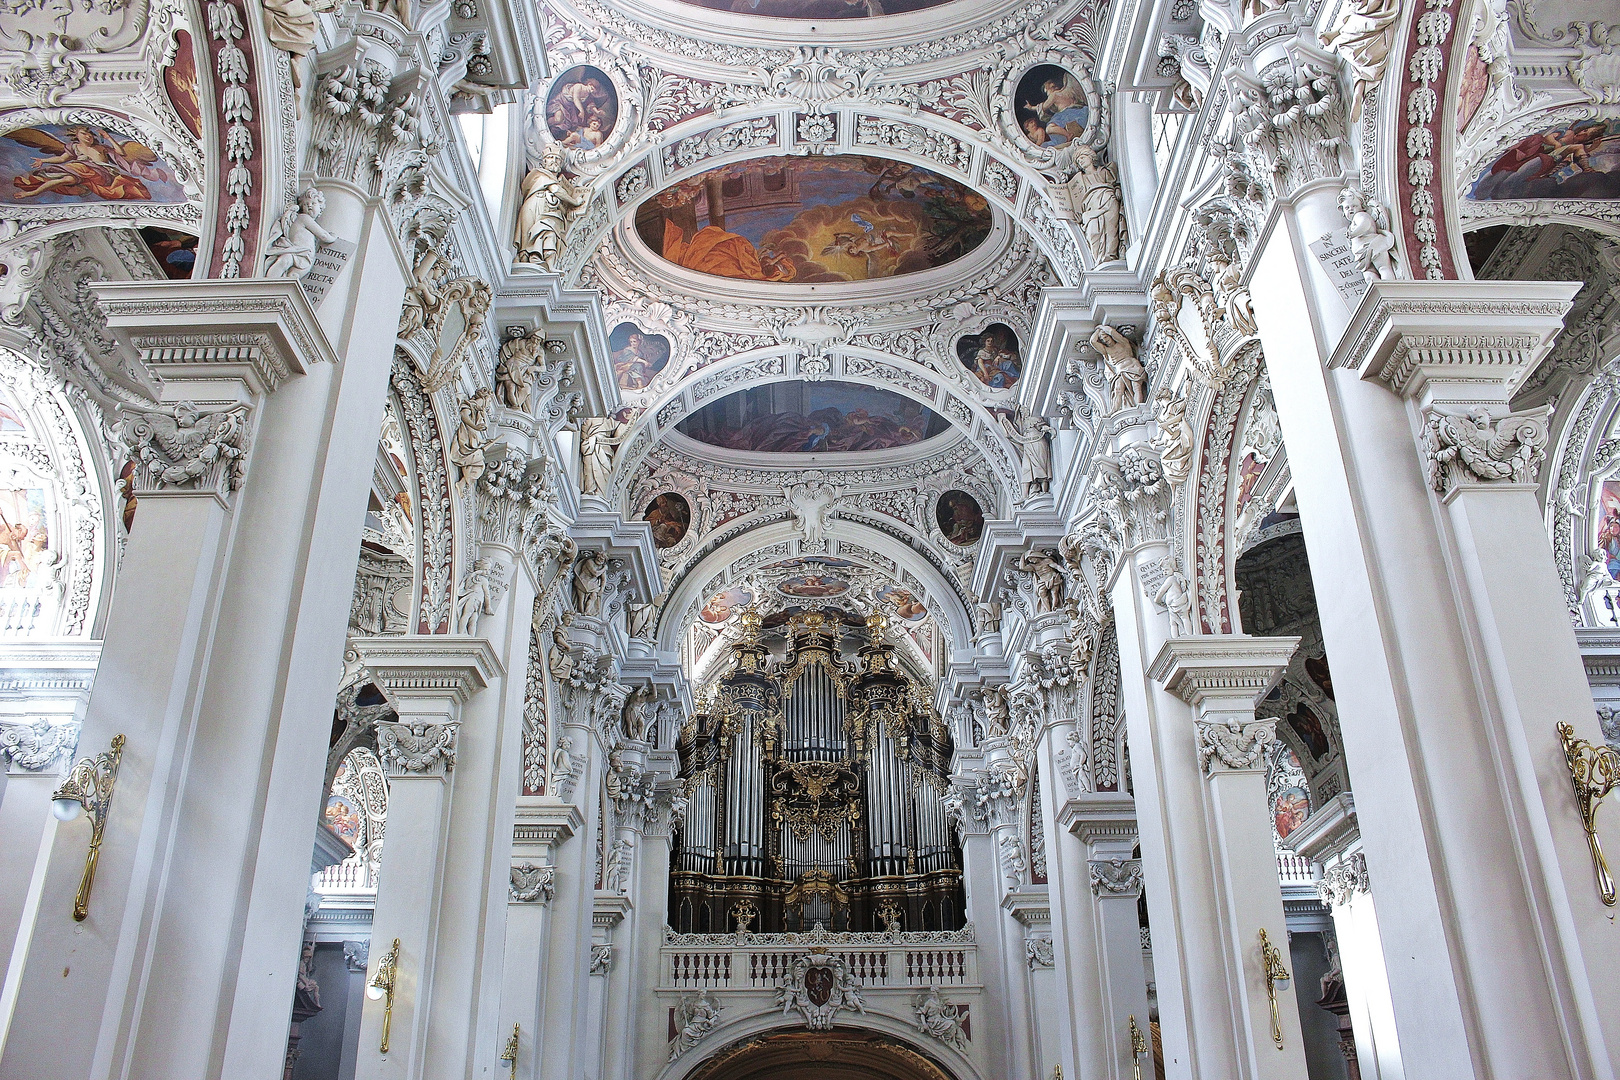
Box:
[664, 0, 954, 16]
[675, 382, 950, 453]
[633, 155, 993, 285]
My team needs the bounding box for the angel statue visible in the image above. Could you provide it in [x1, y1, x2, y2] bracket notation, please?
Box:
[118, 401, 251, 494]
[671, 991, 722, 1060]
[264, 188, 337, 279]
[4, 125, 171, 202]
[515, 143, 587, 271]
[1339, 187, 1398, 282]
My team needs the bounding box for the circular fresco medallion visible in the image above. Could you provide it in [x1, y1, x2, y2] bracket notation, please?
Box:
[956, 323, 1022, 389]
[935, 490, 984, 546]
[643, 491, 691, 548]
[545, 65, 618, 149]
[1013, 65, 1090, 149]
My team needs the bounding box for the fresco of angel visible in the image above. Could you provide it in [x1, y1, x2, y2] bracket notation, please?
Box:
[1, 124, 182, 204]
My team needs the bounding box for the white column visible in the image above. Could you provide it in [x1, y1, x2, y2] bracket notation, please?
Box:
[951, 793, 1026, 1080]
[1285, 794, 1402, 1080]
[499, 802, 579, 1080]
[1147, 635, 1306, 1080]
[1110, 552, 1235, 1080]
[1051, 786, 1152, 1080]
[350, 637, 500, 1080]
[1249, 243, 1619, 1075]
[419, 546, 534, 1080]
[0, 282, 391, 1080]
[0, 642, 97, 999]
[535, 715, 603, 1080]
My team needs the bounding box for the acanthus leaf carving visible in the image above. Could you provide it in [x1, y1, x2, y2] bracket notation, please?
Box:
[376, 719, 459, 775]
[116, 400, 253, 499]
[1422, 404, 1551, 496]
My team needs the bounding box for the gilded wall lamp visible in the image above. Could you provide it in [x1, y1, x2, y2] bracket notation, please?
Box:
[1128, 1015, 1148, 1080]
[1558, 721, 1620, 906]
[367, 937, 401, 1052]
[51, 733, 126, 922]
[500, 1023, 520, 1080]
[1258, 927, 1291, 1049]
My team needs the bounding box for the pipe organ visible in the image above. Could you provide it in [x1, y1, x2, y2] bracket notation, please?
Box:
[671, 607, 964, 933]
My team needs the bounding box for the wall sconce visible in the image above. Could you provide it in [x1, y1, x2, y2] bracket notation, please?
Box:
[51, 733, 125, 922]
[1128, 1015, 1148, 1080]
[500, 1023, 520, 1080]
[367, 937, 400, 1053]
[1557, 721, 1620, 906]
[1258, 927, 1291, 1050]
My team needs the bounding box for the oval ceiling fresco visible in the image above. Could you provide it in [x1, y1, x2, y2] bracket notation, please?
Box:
[634, 155, 992, 284]
[676, 381, 950, 453]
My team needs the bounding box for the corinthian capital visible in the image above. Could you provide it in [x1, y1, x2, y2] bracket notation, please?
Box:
[116, 401, 253, 501]
[0, 718, 79, 773]
[1088, 856, 1144, 897]
[377, 720, 459, 776]
[1421, 405, 1551, 497]
[1194, 717, 1276, 773]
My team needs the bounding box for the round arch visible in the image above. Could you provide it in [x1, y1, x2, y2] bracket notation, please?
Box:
[655, 516, 975, 659]
[656, 1018, 985, 1080]
[608, 344, 1022, 507]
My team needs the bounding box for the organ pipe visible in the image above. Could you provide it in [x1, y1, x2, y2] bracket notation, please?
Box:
[670, 606, 963, 933]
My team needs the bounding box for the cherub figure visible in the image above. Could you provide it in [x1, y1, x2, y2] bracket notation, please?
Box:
[264, 188, 337, 279]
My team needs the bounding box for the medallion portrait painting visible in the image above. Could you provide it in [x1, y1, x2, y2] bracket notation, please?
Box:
[545, 66, 618, 149]
[643, 492, 691, 549]
[635, 155, 992, 284]
[0, 120, 186, 205]
[677, 382, 949, 454]
[1470, 119, 1620, 200]
[1014, 65, 1090, 148]
[935, 490, 984, 546]
[956, 323, 1022, 389]
[609, 322, 671, 391]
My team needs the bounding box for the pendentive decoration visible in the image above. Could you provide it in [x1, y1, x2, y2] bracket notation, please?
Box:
[1557, 721, 1620, 906]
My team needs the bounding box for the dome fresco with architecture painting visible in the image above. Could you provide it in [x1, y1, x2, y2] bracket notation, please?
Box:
[634, 156, 993, 285]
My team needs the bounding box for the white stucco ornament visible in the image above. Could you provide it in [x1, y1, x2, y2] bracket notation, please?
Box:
[776, 952, 866, 1031]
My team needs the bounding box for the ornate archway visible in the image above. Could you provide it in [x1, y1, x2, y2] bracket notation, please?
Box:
[681, 1028, 964, 1080]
